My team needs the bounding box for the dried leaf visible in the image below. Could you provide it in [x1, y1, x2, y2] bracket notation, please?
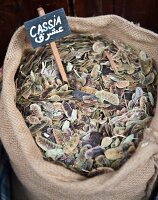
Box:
[104, 147, 125, 160]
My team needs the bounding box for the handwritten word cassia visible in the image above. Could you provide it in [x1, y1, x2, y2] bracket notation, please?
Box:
[30, 15, 64, 43]
[24, 8, 71, 48]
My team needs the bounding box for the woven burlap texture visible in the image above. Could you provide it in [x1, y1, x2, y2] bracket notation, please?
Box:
[0, 15, 158, 200]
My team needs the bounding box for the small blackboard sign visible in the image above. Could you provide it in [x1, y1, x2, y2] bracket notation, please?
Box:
[24, 8, 71, 48]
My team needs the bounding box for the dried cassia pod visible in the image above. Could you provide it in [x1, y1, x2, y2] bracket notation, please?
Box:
[95, 90, 119, 105]
[35, 135, 62, 151]
[64, 133, 80, 155]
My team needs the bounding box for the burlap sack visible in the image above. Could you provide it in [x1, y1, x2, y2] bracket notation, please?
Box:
[0, 15, 158, 200]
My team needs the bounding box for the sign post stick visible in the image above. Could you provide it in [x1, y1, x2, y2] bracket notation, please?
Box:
[37, 7, 68, 83]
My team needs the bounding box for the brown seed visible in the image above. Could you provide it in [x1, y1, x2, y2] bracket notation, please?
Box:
[104, 147, 125, 160]
[127, 145, 136, 154]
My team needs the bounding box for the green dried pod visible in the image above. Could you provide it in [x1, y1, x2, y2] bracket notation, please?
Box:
[45, 148, 64, 161]
[123, 134, 134, 144]
[101, 137, 113, 147]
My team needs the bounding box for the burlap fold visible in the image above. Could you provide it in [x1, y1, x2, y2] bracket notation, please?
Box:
[0, 15, 158, 200]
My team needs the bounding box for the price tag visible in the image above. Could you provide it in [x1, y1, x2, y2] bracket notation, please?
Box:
[24, 8, 71, 48]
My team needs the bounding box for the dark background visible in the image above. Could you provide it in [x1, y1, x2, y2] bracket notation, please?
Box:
[0, 0, 158, 66]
